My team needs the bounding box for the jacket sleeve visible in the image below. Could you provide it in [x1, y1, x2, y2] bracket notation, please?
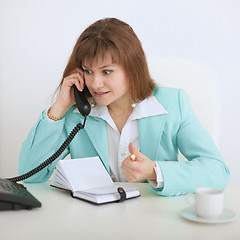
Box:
[154, 90, 230, 196]
[18, 110, 69, 182]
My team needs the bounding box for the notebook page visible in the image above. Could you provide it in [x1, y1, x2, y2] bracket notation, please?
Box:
[57, 157, 113, 192]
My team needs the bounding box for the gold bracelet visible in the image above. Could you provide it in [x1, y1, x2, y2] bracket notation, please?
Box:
[47, 108, 62, 121]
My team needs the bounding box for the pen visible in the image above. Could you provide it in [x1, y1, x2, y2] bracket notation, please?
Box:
[131, 154, 136, 161]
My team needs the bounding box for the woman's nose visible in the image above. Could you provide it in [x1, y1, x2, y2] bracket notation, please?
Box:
[91, 74, 104, 88]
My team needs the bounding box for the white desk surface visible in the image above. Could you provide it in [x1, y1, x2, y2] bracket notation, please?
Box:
[0, 182, 239, 240]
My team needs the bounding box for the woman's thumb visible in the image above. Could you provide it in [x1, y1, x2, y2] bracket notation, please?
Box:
[129, 142, 137, 154]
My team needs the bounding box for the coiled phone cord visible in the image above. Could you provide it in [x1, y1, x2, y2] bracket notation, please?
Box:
[6, 117, 86, 183]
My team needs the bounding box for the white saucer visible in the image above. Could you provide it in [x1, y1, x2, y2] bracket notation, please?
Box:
[180, 207, 236, 224]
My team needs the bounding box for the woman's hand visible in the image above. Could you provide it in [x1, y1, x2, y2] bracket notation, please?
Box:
[121, 143, 156, 182]
[49, 68, 85, 119]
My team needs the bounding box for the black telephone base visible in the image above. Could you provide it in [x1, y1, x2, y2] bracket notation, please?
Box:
[0, 179, 42, 211]
[0, 201, 34, 211]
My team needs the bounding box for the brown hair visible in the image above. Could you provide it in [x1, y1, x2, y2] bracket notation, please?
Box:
[59, 18, 155, 102]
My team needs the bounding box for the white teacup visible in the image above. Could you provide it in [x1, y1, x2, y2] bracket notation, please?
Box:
[185, 188, 224, 219]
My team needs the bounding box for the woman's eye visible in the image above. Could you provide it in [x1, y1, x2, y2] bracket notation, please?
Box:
[103, 70, 112, 75]
[84, 69, 92, 74]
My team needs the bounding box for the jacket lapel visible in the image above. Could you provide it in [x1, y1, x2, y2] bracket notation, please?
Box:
[83, 116, 110, 172]
[138, 114, 167, 160]
[84, 114, 167, 170]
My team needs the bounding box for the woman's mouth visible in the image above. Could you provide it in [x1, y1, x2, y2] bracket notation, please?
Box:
[94, 91, 110, 97]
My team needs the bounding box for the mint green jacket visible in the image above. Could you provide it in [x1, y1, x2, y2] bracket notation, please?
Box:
[19, 87, 230, 196]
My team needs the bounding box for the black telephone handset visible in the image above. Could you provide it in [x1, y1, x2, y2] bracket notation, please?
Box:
[74, 85, 91, 117]
[0, 85, 91, 210]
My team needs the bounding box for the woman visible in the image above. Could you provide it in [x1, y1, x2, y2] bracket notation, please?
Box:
[19, 18, 230, 196]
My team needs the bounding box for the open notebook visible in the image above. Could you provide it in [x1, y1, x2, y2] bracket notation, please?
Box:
[51, 157, 140, 204]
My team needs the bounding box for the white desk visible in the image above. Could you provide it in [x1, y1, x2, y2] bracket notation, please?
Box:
[0, 182, 239, 240]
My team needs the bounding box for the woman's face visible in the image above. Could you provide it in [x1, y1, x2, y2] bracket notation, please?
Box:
[83, 54, 131, 108]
